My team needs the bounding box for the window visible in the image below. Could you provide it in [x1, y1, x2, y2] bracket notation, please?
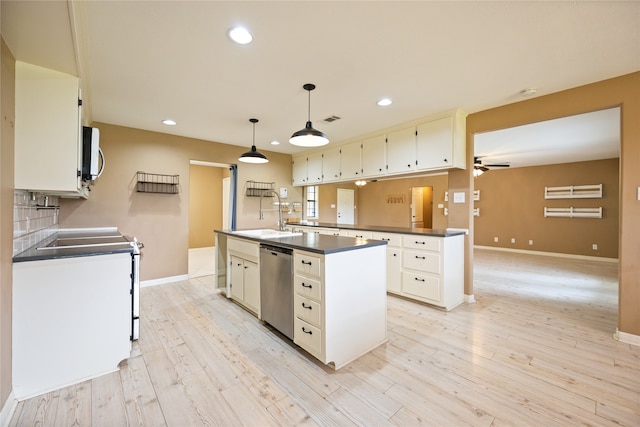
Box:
[306, 186, 318, 219]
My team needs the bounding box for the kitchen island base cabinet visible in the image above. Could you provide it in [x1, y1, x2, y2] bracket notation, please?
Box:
[293, 246, 387, 369]
[12, 253, 132, 400]
[226, 237, 261, 317]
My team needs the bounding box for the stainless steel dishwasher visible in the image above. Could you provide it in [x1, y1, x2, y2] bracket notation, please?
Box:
[259, 244, 294, 340]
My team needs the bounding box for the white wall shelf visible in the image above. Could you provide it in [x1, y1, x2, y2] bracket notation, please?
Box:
[544, 207, 602, 219]
[544, 184, 602, 199]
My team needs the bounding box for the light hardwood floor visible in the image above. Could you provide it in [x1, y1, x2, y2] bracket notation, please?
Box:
[10, 249, 639, 426]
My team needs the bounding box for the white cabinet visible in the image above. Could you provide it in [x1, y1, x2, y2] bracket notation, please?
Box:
[307, 152, 323, 184]
[293, 246, 387, 369]
[340, 141, 362, 181]
[227, 237, 261, 316]
[400, 234, 464, 310]
[416, 111, 466, 171]
[386, 126, 417, 174]
[322, 147, 341, 183]
[372, 232, 402, 294]
[292, 155, 308, 186]
[343, 229, 372, 239]
[362, 134, 387, 177]
[15, 61, 85, 196]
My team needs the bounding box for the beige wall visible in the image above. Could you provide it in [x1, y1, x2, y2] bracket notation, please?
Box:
[188, 164, 222, 248]
[357, 175, 449, 229]
[465, 72, 640, 337]
[0, 37, 15, 412]
[474, 158, 619, 258]
[315, 182, 357, 223]
[59, 122, 301, 281]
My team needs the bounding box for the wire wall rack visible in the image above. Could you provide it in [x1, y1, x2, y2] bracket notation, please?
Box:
[246, 180, 275, 197]
[136, 171, 180, 194]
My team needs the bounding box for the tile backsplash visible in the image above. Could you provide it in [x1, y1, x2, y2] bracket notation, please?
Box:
[13, 190, 59, 256]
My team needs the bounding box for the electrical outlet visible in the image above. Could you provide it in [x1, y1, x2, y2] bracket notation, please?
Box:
[592, 244, 598, 250]
[511, 238, 516, 244]
[494, 237, 498, 242]
[529, 240, 534, 245]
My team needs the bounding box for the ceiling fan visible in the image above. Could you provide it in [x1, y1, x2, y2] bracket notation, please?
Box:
[474, 156, 510, 172]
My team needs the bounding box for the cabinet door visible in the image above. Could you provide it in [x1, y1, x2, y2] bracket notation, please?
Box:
[15, 62, 82, 193]
[340, 141, 362, 180]
[322, 147, 341, 183]
[386, 247, 402, 293]
[386, 127, 416, 174]
[416, 116, 454, 170]
[243, 260, 260, 313]
[292, 155, 308, 186]
[306, 152, 323, 184]
[362, 134, 386, 177]
[229, 256, 244, 301]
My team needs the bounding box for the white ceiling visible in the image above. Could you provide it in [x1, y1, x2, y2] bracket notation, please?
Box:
[2, 1, 638, 165]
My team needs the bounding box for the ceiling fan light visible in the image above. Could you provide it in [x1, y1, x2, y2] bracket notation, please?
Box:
[289, 121, 329, 147]
[239, 118, 269, 163]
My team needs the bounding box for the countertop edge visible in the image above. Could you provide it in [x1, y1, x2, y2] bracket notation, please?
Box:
[286, 222, 468, 237]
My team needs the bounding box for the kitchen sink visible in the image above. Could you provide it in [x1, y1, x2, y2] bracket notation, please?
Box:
[231, 229, 302, 239]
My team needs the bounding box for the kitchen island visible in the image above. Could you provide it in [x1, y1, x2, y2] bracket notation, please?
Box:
[285, 222, 467, 310]
[215, 229, 388, 370]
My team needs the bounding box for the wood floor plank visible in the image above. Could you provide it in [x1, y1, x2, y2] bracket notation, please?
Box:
[266, 396, 319, 426]
[91, 371, 128, 427]
[119, 354, 167, 427]
[52, 381, 91, 427]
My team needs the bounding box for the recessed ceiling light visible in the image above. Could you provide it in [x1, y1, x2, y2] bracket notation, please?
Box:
[520, 88, 537, 97]
[228, 26, 253, 44]
[270, 140, 280, 145]
[377, 98, 392, 106]
[162, 119, 177, 126]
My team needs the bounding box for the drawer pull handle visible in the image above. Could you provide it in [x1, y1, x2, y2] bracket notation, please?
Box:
[415, 256, 426, 260]
[415, 277, 426, 282]
[301, 283, 313, 289]
[301, 302, 312, 310]
[301, 260, 313, 266]
[415, 241, 425, 245]
[382, 238, 390, 241]
[302, 327, 313, 335]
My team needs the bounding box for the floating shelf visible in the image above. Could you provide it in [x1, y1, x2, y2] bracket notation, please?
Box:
[246, 180, 275, 197]
[136, 172, 179, 194]
[544, 207, 602, 219]
[544, 184, 602, 199]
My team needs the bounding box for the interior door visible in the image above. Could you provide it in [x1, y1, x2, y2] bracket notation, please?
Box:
[337, 188, 355, 224]
[411, 187, 424, 227]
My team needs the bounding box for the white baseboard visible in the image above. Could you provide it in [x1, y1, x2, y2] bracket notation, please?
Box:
[1, 391, 17, 427]
[614, 329, 640, 347]
[141, 274, 189, 288]
[474, 245, 618, 263]
[464, 294, 476, 304]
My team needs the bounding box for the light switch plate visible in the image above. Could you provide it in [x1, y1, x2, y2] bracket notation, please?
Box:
[453, 192, 465, 203]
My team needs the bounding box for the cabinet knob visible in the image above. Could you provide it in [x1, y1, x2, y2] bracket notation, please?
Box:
[407, 164, 411, 168]
[443, 158, 448, 163]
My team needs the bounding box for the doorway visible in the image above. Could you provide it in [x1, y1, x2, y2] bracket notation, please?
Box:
[337, 188, 355, 224]
[188, 161, 231, 278]
[410, 186, 433, 228]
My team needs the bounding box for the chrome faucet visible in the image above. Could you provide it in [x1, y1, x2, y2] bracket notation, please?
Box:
[259, 190, 285, 231]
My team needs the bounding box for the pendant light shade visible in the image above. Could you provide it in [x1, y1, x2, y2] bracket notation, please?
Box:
[289, 83, 329, 147]
[239, 118, 268, 164]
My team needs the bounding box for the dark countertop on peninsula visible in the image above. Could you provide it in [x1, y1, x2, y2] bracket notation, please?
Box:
[215, 229, 387, 255]
[286, 221, 467, 237]
[13, 228, 135, 263]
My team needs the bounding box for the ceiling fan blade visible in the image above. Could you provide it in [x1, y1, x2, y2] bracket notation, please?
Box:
[485, 163, 510, 168]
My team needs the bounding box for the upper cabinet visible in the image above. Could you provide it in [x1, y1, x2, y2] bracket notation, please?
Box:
[340, 141, 362, 181]
[386, 126, 417, 175]
[292, 110, 466, 186]
[15, 62, 85, 197]
[361, 134, 386, 178]
[416, 110, 466, 171]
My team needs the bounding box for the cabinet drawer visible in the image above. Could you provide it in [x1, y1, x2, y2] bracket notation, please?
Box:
[402, 235, 442, 251]
[294, 275, 322, 301]
[294, 253, 321, 278]
[227, 237, 259, 260]
[294, 317, 322, 356]
[401, 271, 441, 302]
[403, 250, 441, 274]
[371, 232, 402, 247]
[294, 294, 322, 327]
[345, 230, 373, 239]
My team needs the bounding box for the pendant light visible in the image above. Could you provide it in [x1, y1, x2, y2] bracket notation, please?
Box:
[289, 83, 329, 147]
[239, 118, 268, 164]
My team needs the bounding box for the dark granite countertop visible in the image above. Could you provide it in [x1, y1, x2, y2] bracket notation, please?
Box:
[215, 229, 387, 255]
[13, 228, 135, 263]
[286, 221, 467, 237]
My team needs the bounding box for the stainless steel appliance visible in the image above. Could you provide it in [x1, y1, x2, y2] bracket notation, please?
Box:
[260, 244, 294, 340]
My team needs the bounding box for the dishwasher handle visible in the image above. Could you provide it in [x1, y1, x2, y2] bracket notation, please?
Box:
[260, 244, 293, 256]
